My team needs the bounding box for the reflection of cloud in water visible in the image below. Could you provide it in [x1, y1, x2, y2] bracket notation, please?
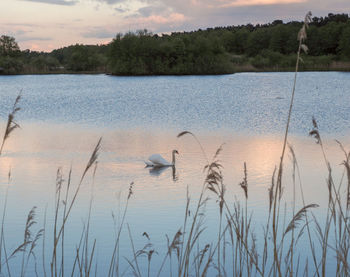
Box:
[2, 121, 350, 208]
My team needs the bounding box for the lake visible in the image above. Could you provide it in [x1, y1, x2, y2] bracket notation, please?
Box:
[0, 72, 349, 276]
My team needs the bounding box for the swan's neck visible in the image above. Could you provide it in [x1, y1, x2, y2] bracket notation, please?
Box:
[172, 152, 176, 165]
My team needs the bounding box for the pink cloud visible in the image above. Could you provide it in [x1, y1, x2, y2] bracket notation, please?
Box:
[216, 0, 307, 7]
[30, 43, 40, 50]
[47, 44, 56, 51]
[139, 13, 186, 25]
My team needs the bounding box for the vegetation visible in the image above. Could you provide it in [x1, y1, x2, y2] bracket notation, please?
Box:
[0, 13, 350, 75]
[108, 30, 234, 75]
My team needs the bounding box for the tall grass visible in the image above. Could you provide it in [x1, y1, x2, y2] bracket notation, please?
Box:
[1, 11, 350, 277]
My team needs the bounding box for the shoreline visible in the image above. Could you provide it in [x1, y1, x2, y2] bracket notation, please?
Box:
[1, 68, 349, 76]
[1, 59, 350, 76]
[1, 60, 349, 76]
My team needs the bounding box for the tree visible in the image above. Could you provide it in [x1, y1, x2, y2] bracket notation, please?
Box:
[246, 28, 271, 56]
[338, 25, 350, 58]
[0, 35, 22, 73]
[269, 25, 290, 54]
[318, 21, 345, 54]
[0, 35, 20, 57]
[0, 56, 23, 74]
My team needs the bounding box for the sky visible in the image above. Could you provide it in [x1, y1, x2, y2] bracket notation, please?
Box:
[0, 0, 349, 52]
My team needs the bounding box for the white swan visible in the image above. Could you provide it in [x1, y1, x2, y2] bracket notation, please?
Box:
[145, 150, 179, 167]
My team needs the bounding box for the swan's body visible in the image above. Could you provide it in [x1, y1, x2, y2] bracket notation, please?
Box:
[146, 154, 172, 166]
[145, 150, 178, 167]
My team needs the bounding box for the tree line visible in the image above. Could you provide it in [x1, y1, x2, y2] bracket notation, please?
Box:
[1, 13, 349, 75]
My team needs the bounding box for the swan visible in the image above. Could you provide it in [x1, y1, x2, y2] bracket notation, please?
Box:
[145, 150, 179, 167]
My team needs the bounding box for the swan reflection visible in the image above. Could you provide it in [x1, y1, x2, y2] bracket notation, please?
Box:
[148, 165, 178, 181]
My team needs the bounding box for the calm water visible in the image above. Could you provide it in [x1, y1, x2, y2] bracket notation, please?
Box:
[0, 72, 349, 276]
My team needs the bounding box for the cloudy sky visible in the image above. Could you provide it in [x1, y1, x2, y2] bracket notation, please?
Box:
[0, 0, 349, 52]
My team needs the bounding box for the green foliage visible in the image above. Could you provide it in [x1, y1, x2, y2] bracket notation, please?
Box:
[0, 56, 23, 74]
[338, 24, 350, 58]
[246, 28, 271, 56]
[29, 55, 60, 72]
[51, 44, 107, 72]
[0, 36, 22, 74]
[0, 13, 349, 75]
[0, 35, 20, 57]
[299, 55, 335, 70]
[250, 50, 284, 68]
[222, 28, 249, 54]
[108, 30, 233, 75]
[269, 24, 299, 54]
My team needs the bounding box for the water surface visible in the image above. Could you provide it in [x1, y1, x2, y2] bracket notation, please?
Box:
[0, 72, 349, 275]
